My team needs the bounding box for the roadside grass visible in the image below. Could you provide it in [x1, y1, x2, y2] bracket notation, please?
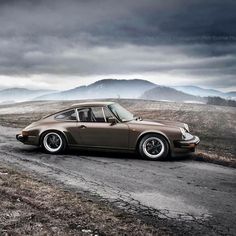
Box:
[193, 151, 236, 168]
[0, 164, 170, 236]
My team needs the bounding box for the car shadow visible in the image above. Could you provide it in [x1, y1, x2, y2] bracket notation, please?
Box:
[17, 145, 191, 163]
[67, 149, 140, 160]
[67, 149, 193, 163]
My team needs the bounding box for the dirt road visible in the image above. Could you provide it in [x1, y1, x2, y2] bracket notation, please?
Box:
[0, 125, 235, 235]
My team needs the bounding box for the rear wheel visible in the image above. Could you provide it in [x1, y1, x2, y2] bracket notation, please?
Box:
[139, 134, 169, 160]
[41, 132, 66, 154]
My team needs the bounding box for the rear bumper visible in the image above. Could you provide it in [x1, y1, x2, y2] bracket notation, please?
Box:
[16, 133, 40, 146]
[174, 135, 200, 149]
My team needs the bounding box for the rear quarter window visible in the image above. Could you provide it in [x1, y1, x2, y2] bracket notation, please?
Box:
[55, 110, 77, 121]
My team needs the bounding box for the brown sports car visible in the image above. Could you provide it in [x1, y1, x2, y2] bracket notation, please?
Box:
[16, 102, 200, 160]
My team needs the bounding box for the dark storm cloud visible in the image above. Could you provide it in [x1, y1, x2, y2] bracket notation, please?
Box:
[0, 0, 235, 90]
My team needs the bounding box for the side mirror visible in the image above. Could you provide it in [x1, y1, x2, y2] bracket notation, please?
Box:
[108, 117, 117, 125]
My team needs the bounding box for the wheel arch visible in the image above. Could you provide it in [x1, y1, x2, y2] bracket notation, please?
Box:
[136, 131, 171, 152]
[39, 129, 68, 147]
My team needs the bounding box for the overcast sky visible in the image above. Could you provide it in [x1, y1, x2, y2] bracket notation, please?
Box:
[0, 0, 235, 91]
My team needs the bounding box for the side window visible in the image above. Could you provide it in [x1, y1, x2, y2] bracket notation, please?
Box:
[103, 107, 114, 121]
[55, 110, 77, 121]
[91, 107, 106, 122]
[77, 107, 107, 122]
[77, 108, 90, 122]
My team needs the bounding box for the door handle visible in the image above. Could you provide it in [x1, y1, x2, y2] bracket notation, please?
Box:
[78, 125, 87, 129]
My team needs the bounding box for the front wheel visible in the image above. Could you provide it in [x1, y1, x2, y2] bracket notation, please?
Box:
[139, 134, 169, 160]
[41, 132, 66, 154]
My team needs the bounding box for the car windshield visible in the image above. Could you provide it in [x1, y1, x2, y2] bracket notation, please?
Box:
[108, 103, 134, 122]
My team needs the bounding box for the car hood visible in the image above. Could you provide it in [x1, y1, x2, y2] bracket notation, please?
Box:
[128, 119, 186, 129]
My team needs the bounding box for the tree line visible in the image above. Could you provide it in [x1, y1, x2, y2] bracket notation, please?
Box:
[207, 96, 236, 107]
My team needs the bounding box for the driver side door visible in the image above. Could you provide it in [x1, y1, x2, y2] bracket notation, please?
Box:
[75, 106, 129, 150]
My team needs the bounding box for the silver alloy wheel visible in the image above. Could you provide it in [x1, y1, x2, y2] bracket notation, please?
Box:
[142, 137, 165, 159]
[43, 132, 62, 153]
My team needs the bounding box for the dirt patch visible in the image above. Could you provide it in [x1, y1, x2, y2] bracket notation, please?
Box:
[0, 164, 170, 236]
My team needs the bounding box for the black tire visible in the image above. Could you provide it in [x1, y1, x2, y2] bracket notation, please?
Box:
[138, 134, 169, 160]
[41, 131, 67, 154]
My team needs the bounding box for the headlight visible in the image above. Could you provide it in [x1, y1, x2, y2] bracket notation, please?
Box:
[180, 127, 187, 139]
[184, 124, 189, 132]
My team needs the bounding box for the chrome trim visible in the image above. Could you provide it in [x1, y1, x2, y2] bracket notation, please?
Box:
[102, 107, 107, 122]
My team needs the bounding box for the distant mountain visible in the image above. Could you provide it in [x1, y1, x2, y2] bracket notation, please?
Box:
[35, 79, 157, 100]
[173, 86, 236, 100]
[226, 91, 236, 100]
[141, 86, 205, 103]
[2, 80, 234, 104]
[0, 88, 55, 103]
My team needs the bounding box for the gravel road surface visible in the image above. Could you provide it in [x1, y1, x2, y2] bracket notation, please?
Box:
[0, 125, 235, 235]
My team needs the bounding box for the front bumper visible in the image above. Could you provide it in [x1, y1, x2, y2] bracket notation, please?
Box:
[16, 134, 28, 143]
[174, 135, 200, 149]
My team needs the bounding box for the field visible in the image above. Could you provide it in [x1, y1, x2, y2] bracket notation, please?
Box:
[0, 99, 235, 164]
[0, 99, 236, 235]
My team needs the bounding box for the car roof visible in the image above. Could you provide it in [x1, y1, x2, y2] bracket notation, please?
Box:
[71, 101, 115, 108]
[42, 101, 116, 119]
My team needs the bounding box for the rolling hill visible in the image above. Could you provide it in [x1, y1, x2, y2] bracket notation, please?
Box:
[173, 86, 236, 100]
[35, 79, 157, 100]
[226, 91, 236, 100]
[1, 79, 235, 103]
[141, 86, 205, 103]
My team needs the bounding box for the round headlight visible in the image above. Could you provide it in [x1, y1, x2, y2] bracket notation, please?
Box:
[180, 127, 186, 139]
[184, 124, 189, 132]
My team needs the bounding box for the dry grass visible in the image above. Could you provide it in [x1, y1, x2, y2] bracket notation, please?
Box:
[0, 164, 170, 235]
[193, 151, 236, 168]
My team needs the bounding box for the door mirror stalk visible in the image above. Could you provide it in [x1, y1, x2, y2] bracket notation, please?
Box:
[108, 117, 117, 125]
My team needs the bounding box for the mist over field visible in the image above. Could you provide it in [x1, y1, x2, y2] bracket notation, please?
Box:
[0, 79, 236, 105]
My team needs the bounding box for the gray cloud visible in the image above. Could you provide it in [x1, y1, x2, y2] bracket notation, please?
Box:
[0, 0, 235, 90]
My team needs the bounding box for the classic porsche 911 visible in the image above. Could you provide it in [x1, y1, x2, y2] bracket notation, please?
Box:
[16, 102, 200, 160]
